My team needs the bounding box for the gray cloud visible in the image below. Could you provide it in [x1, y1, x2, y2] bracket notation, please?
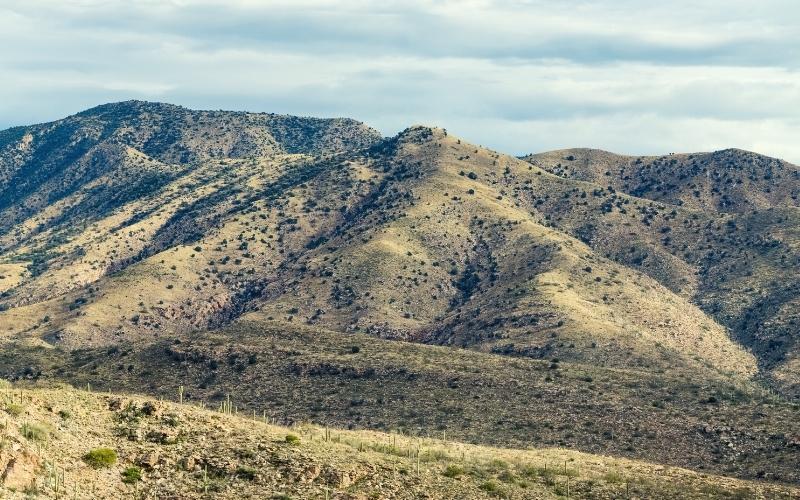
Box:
[1, 0, 799, 162]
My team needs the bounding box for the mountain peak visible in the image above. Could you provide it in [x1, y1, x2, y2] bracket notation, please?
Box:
[76, 99, 185, 118]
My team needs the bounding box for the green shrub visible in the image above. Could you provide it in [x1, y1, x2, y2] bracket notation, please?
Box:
[236, 465, 257, 481]
[285, 434, 300, 445]
[479, 480, 500, 492]
[84, 448, 117, 468]
[497, 469, 518, 483]
[4, 403, 23, 416]
[522, 465, 556, 482]
[443, 464, 464, 478]
[121, 466, 142, 484]
[485, 458, 510, 473]
[603, 471, 624, 484]
[478, 479, 508, 497]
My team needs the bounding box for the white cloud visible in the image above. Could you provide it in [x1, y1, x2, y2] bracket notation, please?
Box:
[1, 0, 799, 162]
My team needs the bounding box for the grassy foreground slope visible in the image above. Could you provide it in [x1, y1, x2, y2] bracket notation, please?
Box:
[2, 316, 799, 486]
[1, 381, 797, 499]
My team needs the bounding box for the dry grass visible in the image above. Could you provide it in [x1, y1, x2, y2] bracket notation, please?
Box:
[1, 319, 798, 486]
[1, 381, 796, 499]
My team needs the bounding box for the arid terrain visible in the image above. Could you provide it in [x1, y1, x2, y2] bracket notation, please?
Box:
[1, 101, 798, 498]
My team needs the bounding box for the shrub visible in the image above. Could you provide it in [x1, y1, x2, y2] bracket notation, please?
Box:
[4, 403, 23, 416]
[84, 448, 117, 468]
[443, 464, 464, 478]
[523, 465, 555, 480]
[479, 480, 500, 493]
[121, 466, 142, 484]
[20, 422, 48, 441]
[285, 434, 300, 445]
[236, 465, 257, 481]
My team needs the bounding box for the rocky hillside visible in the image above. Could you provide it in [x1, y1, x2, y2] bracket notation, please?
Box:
[0, 117, 758, 380]
[3, 318, 799, 487]
[523, 148, 800, 213]
[523, 148, 800, 396]
[0, 100, 381, 236]
[0, 103, 798, 494]
[1, 382, 797, 499]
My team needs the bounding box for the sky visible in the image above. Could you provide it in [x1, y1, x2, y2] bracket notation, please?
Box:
[2, 0, 800, 161]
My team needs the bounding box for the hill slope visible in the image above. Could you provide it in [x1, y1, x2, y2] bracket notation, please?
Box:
[2, 382, 797, 499]
[0, 100, 381, 238]
[0, 103, 798, 492]
[0, 120, 756, 380]
[523, 148, 800, 396]
[522, 148, 800, 213]
[3, 318, 799, 485]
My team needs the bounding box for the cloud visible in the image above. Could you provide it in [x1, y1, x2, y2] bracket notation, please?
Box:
[1, 0, 799, 162]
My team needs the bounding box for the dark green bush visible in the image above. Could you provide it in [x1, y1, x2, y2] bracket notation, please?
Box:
[84, 448, 117, 468]
[443, 464, 464, 478]
[121, 466, 142, 484]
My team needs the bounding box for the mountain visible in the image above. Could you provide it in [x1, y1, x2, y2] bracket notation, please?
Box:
[0, 102, 798, 496]
[0, 100, 381, 236]
[523, 148, 800, 396]
[523, 148, 800, 213]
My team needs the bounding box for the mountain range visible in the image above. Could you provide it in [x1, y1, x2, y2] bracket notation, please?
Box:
[0, 101, 798, 498]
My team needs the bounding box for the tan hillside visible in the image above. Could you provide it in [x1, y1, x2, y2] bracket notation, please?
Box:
[0, 125, 756, 381]
[523, 147, 800, 213]
[0, 103, 798, 495]
[1, 381, 797, 499]
[2, 319, 799, 485]
[522, 148, 800, 396]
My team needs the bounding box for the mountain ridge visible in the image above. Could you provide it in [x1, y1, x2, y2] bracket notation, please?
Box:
[1, 102, 798, 495]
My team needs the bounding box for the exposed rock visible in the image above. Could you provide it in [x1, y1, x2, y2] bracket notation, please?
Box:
[137, 450, 160, 470]
[180, 455, 199, 471]
[1, 451, 40, 490]
[295, 463, 321, 483]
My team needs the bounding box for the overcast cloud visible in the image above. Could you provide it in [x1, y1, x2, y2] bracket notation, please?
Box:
[2, 0, 799, 161]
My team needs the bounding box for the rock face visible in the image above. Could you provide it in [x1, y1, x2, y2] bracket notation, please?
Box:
[136, 450, 160, 470]
[1, 449, 40, 490]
